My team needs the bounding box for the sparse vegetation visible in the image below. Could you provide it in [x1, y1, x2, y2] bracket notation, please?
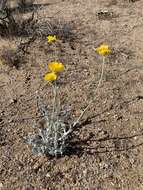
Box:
[27, 43, 111, 156]
[0, 0, 143, 189]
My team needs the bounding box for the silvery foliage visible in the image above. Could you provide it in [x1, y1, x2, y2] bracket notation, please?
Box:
[27, 96, 72, 157]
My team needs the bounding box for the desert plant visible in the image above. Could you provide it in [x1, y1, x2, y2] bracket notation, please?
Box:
[27, 61, 72, 156]
[0, 0, 37, 37]
[34, 18, 76, 41]
[27, 40, 111, 157]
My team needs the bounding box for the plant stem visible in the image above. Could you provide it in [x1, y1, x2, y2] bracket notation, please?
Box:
[51, 81, 57, 123]
[51, 82, 58, 156]
[73, 56, 105, 127]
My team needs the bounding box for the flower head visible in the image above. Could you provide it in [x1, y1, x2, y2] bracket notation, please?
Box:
[95, 44, 111, 55]
[48, 61, 65, 73]
[47, 35, 57, 43]
[44, 72, 57, 81]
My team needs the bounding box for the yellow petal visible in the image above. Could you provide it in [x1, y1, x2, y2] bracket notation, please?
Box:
[96, 44, 111, 55]
[47, 35, 57, 43]
[48, 61, 65, 73]
[44, 72, 57, 81]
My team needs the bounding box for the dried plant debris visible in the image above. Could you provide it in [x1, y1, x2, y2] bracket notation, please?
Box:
[0, 2, 76, 41]
[0, 5, 37, 37]
[50, 20, 76, 42]
[17, 0, 35, 9]
[36, 19, 76, 41]
[97, 10, 116, 20]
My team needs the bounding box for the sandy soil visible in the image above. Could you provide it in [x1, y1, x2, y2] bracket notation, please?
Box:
[0, 0, 143, 189]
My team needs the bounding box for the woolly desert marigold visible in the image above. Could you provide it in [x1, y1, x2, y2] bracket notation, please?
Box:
[48, 61, 65, 73]
[95, 44, 111, 55]
[44, 72, 57, 81]
[47, 35, 57, 43]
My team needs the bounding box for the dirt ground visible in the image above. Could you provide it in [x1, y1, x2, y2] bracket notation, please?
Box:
[0, 0, 143, 189]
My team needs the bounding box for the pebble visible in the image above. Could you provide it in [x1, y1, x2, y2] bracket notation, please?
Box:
[46, 173, 51, 178]
[0, 182, 3, 189]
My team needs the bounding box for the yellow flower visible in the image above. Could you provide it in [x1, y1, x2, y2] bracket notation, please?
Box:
[44, 72, 57, 81]
[47, 35, 57, 43]
[95, 44, 111, 55]
[48, 61, 65, 73]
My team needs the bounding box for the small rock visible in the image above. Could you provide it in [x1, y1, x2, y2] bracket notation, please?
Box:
[46, 173, 50, 178]
[0, 182, 3, 189]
